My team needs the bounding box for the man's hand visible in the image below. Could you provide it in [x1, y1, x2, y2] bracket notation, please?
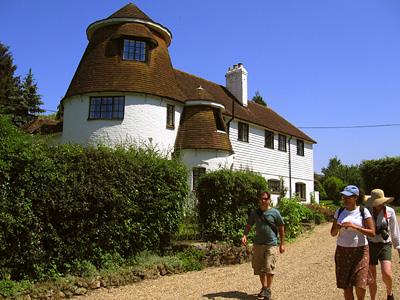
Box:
[279, 244, 285, 253]
[241, 235, 247, 246]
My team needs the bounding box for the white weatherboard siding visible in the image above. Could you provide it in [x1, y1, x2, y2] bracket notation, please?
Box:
[62, 93, 182, 153]
[229, 120, 315, 203]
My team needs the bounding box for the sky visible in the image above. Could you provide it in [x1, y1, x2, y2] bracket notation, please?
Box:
[1, 0, 399, 173]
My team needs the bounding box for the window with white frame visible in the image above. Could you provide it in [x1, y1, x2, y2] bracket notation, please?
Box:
[167, 104, 175, 127]
[278, 134, 287, 152]
[192, 167, 206, 190]
[123, 39, 147, 62]
[265, 130, 274, 149]
[89, 96, 125, 120]
[297, 139, 304, 156]
[295, 182, 306, 199]
[238, 122, 249, 142]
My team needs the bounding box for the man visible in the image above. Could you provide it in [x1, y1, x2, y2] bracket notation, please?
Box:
[242, 191, 285, 300]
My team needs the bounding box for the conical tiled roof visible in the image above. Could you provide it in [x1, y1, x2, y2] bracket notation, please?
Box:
[64, 3, 184, 102]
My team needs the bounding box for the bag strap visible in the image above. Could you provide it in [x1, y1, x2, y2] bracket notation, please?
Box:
[256, 208, 278, 236]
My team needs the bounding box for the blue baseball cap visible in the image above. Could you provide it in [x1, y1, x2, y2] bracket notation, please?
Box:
[341, 185, 359, 196]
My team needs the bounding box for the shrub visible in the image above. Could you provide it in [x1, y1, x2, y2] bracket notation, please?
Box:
[176, 247, 205, 272]
[196, 169, 267, 245]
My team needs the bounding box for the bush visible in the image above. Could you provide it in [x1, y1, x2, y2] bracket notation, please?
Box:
[323, 176, 346, 205]
[176, 247, 206, 272]
[196, 169, 268, 245]
[0, 116, 190, 282]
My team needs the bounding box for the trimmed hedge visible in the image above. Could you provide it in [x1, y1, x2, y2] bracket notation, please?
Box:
[0, 115, 189, 281]
[195, 169, 268, 245]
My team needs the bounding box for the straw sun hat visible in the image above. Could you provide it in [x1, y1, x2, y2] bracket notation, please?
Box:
[364, 189, 394, 207]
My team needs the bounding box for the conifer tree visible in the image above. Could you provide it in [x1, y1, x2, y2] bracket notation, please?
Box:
[0, 42, 20, 114]
[252, 91, 267, 106]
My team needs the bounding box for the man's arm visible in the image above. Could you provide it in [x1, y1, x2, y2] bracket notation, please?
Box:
[241, 224, 252, 246]
[278, 225, 285, 253]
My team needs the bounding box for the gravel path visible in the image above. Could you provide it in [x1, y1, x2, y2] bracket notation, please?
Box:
[76, 218, 400, 300]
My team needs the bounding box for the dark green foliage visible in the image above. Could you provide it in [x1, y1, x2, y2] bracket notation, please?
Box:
[360, 157, 400, 204]
[322, 157, 364, 188]
[0, 115, 189, 281]
[176, 247, 205, 271]
[0, 42, 20, 115]
[314, 180, 327, 199]
[196, 169, 268, 245]
[276, 197, 318, 239]
[323, 176, 346, 205]
[251, 91, 267, 106]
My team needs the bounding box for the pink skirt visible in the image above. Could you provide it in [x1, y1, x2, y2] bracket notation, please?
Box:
[335, 245, 374, 290]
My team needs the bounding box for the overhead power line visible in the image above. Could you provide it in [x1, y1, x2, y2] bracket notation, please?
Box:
[298, 123, 400, 129]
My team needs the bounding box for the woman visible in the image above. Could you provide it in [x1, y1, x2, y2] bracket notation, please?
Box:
[364, 189, 400, 300]
[331, 185, 375, 300]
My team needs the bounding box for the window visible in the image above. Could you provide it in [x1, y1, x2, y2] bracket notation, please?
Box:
[297, 139, 304, 156]
[278, 134, 287, 151]
[89, 97, 124, 119]
[123, 39, 147, 62]
[167, 104, 175, 127]
[268, 179, 281, 192]
[192, 167, 206, 190]
[296, 183, 306, 199]
[265, 130, 274, 149]
[213, 108, 226, 132]
[238, 122, 249, 142]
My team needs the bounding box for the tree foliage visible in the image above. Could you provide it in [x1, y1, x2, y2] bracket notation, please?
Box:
[0, 42, 20, 115]
[323, 176, 346, 206]
[322, 156, 364, 188]
[252, 91, 267, 106]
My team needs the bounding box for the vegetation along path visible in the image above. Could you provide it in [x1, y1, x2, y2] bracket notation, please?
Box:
[76, 218, 400, 300]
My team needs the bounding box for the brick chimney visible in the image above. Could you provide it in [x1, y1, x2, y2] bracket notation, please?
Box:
[225, 63, 248, 107]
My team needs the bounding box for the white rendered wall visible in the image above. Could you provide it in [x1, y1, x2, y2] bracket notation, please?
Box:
[180, 149, 234, 191]
[228, 120, 315, 204]
[62, 93, 183, 154]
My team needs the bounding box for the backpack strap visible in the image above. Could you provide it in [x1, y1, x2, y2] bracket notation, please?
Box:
[256, 208, 278, 236]
[337, 207, 345, 219]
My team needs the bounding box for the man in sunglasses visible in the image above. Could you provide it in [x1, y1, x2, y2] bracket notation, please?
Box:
[242, 191, 285, 300]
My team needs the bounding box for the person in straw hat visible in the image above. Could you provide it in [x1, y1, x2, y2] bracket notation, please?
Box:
[364, 189, 400, 300]
[331, 185, 375, 300]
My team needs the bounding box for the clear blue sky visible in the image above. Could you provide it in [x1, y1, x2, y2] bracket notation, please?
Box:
[1, 0, 399, 173]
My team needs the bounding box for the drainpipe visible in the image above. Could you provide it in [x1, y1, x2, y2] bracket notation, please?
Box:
[226, 99, 235, 134]
[288, 135, 292, 199]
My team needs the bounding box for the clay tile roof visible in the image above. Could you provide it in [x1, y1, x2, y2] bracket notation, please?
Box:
[106, 3, 154, 22]
[174, 69, 316, 144]
[20, 118, 63, 134]
[187, 86, 215, 102]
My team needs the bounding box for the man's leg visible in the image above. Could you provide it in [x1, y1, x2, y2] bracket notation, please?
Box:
[266, 273, 274, 289]
[259, 272, 267, 287]
[369, 265, 378, 300]
[381, 260, 393, 296]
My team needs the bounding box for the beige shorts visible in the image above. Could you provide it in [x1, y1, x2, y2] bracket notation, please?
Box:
[252, 244, 278, 275]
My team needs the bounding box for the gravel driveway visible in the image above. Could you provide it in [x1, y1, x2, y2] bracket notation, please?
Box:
[76, 218, 400, 300]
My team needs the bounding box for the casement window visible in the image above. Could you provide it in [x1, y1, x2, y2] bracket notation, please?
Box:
[297, 139, 304, 156]
[123, 39, 147, 62]
[167, 104, 175, 127]
[268, 179, 281, 192]
[192, 167, 206, 190]
[296, 182, 306, 199]
[278, 134, 287, 152]
[238, 122, 249, 142]
[89, 97, 125, 120]
[213, 108, 226, 132]
[265, 130, 274, 149]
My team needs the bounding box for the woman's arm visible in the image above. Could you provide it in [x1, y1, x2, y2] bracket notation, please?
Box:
[330, 218, 340, 236]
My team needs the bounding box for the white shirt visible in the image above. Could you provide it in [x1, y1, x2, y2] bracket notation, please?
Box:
[334, 206, 372, 247]
[368, 206, 400, 249]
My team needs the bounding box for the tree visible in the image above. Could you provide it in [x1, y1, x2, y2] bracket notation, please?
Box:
[322, 156, 364, 188]
[9, 68, 45, 127]
[0, 42, 20, 114]
[252, 91, 267, 106]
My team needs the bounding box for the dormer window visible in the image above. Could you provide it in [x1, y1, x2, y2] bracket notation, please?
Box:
[123, 39, 147, 62]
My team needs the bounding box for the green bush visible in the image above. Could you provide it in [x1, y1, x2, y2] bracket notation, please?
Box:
[323, 176, 346, 206]
[0, 115, 189, 282]
[176, 247, 205, 272]
[276, 197, 315, 239]
[196, 169, 267, 245]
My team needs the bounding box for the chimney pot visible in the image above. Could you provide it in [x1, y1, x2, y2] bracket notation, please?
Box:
[233, 64, 238, 69]
[238, 63, 243, 68]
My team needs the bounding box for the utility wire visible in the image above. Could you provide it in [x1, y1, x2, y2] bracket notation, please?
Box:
[298, 123, 400, 129]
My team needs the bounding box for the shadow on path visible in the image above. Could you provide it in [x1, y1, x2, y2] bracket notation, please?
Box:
[203, 291, 256, 299]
